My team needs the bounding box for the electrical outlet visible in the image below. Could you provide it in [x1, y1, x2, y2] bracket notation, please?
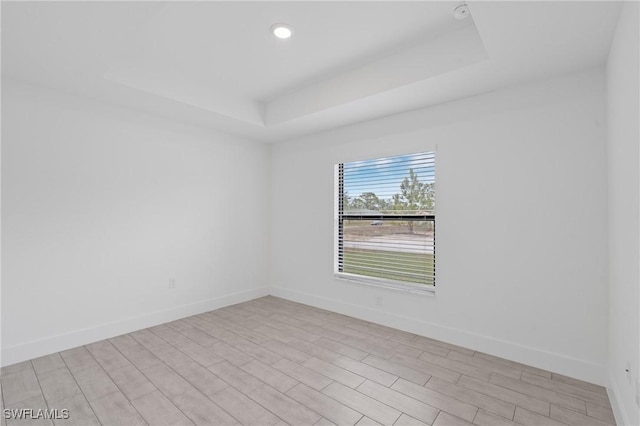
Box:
[627, 361, 632, 384]
[169, 278, 176, 289]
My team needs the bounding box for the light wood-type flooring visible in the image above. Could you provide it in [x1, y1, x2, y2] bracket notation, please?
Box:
[0, 296, 615, 426]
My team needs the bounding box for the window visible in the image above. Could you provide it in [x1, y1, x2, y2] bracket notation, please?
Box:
[335, 151, 435, 292]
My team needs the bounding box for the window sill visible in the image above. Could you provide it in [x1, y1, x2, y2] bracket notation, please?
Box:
[334, 273, 436, 296]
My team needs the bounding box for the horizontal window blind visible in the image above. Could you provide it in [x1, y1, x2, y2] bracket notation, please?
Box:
[337, 151, 435, 287]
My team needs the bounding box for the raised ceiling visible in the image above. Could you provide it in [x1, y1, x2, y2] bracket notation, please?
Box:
[1, 1, 622, 142]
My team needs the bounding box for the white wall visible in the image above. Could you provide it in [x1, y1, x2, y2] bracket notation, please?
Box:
[270, 68, 608, 385]
[1, 79, 270, 365]
[606, 2, 640, 425]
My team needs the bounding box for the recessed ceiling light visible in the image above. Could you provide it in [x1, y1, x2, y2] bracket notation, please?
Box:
[453, 3, 471, 20]
[271, 23, 293, 39]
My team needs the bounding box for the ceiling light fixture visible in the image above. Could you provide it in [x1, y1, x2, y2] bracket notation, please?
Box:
[271, 23, 293, 39]
[453, 3, 471, 20]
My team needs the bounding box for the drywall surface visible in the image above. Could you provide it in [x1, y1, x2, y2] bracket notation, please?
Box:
[1, 80, 270, 365]
[606, 2, 640, 425]
[270, 69, 608, 385]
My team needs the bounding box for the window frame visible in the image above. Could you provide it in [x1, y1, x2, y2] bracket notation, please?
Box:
[334, 155, 436, 296]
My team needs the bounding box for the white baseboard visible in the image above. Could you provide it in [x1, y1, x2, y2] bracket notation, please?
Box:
[271, 286, 606, 386]
[1, 287, 269, 367]
[608, 374, 634, 426]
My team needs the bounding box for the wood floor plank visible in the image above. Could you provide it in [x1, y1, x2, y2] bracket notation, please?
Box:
[225, 335, 283, 365]
[85, 340, 130, 372]
[1, 369, 43, 405]
[240, 359, 299, 393]
[366, 337, 422, 358]
[317, 417, 339, 426]
[177, 342, 224, 367]
[333, 356, 398, 387]
[150, 326, 223, 367]
[69, 365, 119, 402]
[391, 378, 478, 422]
[141, 363, 193, 399]
[5, 394, 53, 426]
[130, 329, 168, 349]
[341, 337, 396, 359]
[457, 375, 549, 416]
[37, 367, 82, 403]
[269, 313, 308, 328]
[513, 407, 568, 426]
[520, 373, 611, 408]
[178, 326, 221, 347]
[183, 317, 237, 342]
[325, 324, 371, 342]
[289, 339, 343, 363]
[247, 384, 321, 426]
[131, 390, 194, 426]
[31, 354, 66, 376]
[144, 342, 194, 369]
[301, 324, 348, 342]
[446, 351, 522, 380]
[391, 353, 460, 384]
[412, 336, 474, 357]
[389, 335, 450, 358]
[264, 340, 313, 364]
[108, 364, 157, 401]
[472, 409, 519, 426]
[433, 411, 475, 426]
[356, 380, 439, 425]
[172, 361, 229, 400]
[89, 391, 146, 426]
[272, 358, 333, 391]
[551, 373, 606, 395]
[173, 388, 240, 426]
[166, 319, 194, 332]
[303, 357, 365, 389]
[321, 382, 401, 426]
[393, 413, 429, 426]
[286, 383, 363, 426]
[424, 377, 515, 420]
[1, 361, 33, 377]
[60, 347, 100, 374]
[255, 325, 296, 344]
[54, 393, 101, 426]
[208, 360, 264, 394]
[550, 405, 613, 426]
[266, 320, 322, 343]
[418, 352, 491, 382]
[347, 323, 394, 341]
[472, 353, 551, 379]
[362, 355, 430, 385]
[489, 373, 586, 413]
[206, 341, 254, 366]
[210, 386, 281, 426]
[109, 336, 164, 371]
[315, 338, 368, 361]
[354, 416, 383, 426]
[586, 402, 616, 424]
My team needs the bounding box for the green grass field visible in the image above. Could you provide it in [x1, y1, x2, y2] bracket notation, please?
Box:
[342, 249, 435, 286]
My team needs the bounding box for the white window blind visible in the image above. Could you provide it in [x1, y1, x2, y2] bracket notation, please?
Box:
[336, 151, 435, 288]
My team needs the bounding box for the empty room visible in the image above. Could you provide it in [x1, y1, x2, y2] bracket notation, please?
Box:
[1, 1, 639, 425]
